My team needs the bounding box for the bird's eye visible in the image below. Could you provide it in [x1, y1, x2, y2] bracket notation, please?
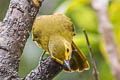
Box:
[67, 48, 69, 53]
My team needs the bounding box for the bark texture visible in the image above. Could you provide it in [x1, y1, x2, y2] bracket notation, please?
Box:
[92, 0, 120, 80]
[24, 57, 63, 80]
[0, 0, 41, 79]
[0, 0, 63, 80]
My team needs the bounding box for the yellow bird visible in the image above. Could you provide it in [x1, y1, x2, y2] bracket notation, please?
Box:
[32, 14, 89, 72]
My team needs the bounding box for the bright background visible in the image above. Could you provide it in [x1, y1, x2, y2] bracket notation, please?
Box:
[0, 0, 120, 80]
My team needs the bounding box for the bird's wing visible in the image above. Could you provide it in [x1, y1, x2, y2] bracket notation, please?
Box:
[64, 41, 90, 72]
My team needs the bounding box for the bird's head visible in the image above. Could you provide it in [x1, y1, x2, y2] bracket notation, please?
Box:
[49, 36, 72, 71]
[63, 40, 72, 71]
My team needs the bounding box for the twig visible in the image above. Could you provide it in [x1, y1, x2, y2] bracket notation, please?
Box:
[83, 29, 99, 80]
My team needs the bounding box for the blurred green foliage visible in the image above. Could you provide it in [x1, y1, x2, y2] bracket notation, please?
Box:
[0, 0, 120, 80]
[109, 0, 120, 53]
[38, 0, 66, 15]
[0, 0, 9, 21]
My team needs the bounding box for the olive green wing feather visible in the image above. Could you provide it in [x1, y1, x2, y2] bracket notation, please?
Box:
[64, 41, 90, 72]
[71, 41, 90, 71]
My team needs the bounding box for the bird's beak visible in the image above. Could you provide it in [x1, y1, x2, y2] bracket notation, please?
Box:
[64, 60, 71, 72]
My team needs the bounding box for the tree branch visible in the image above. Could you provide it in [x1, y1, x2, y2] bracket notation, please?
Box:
[23, 57, 63, 80]
[92, 0, 120, 80]
[0, 0, 43, 79]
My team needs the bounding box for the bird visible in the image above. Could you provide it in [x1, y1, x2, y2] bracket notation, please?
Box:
[32, 13, 89, 72]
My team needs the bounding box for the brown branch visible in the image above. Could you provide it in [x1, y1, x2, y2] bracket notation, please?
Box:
[23, 57, 63, 80]
[83, 29, 99, 80]
[92, 0, 120, 80]
[0, 0, 43, 79]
